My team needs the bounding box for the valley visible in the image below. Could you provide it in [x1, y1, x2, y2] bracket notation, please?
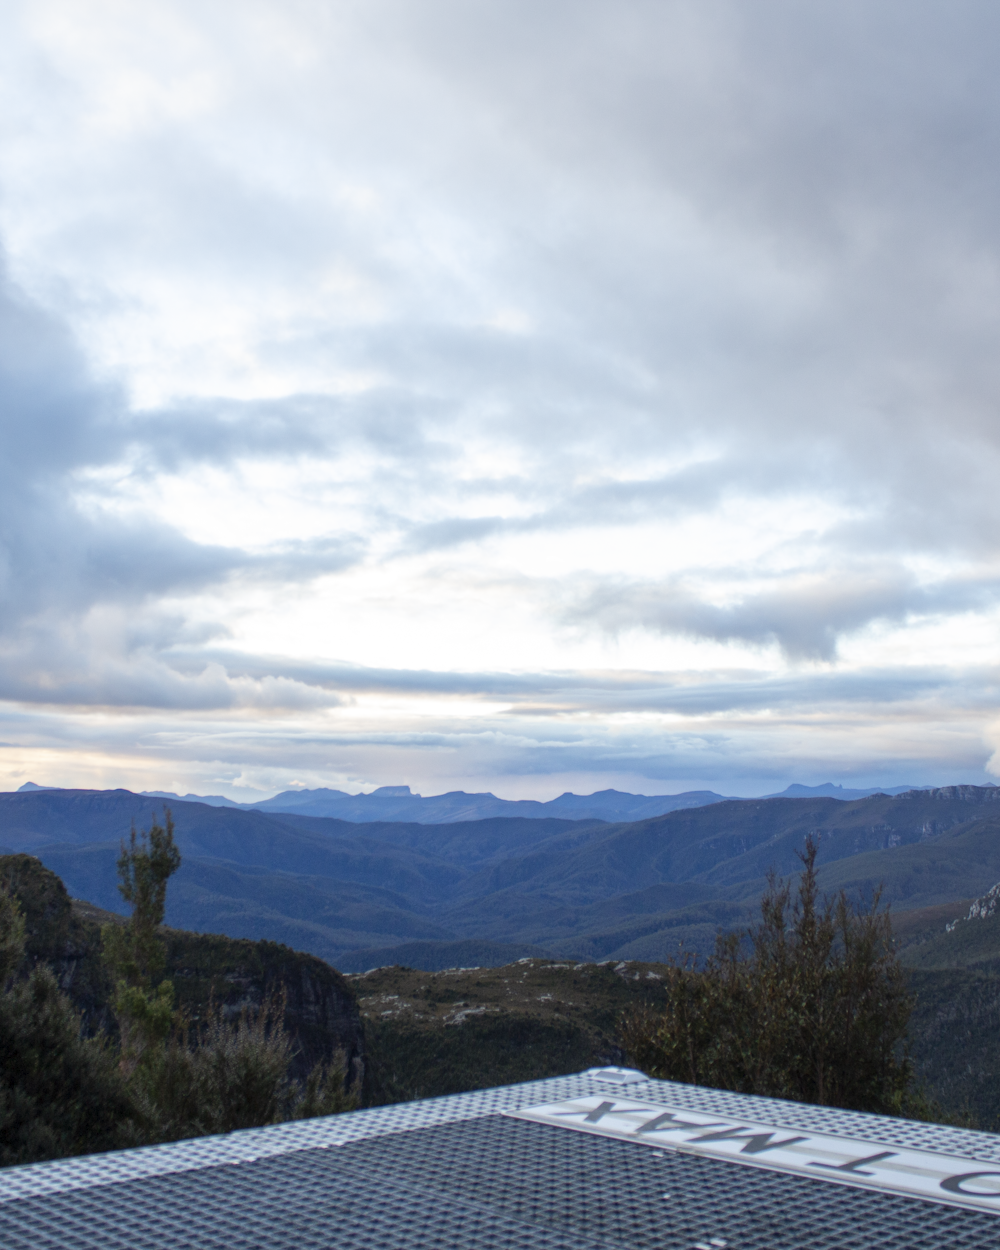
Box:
[5, 823, 1000, 1127]
[3, 785, 999, 971]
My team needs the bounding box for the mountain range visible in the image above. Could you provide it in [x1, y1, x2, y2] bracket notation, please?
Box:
[19, 778, 939, 823]
[3, 783, 998, 972]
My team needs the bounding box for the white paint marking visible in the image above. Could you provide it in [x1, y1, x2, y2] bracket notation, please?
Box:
[506, 1096, 1000, 1215]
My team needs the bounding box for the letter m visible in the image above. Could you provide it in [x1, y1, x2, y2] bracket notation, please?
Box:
[688, 1126, 809, 1155]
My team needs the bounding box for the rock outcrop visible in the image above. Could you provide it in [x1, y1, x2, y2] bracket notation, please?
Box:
[0, 854, 367, 1093]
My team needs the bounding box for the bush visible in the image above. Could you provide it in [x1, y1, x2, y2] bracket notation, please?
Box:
[100, 813, 359, 1140]
[0, 826, 359, 1167]
[102, 810, 181, 1070]
[133, 992, 357, 1141]
[0, 888, 137, 1166]
[622, 838, 916, 1115]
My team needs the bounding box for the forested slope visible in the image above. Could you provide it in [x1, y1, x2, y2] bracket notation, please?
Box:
[7, 852, 1000, 1130]
[3, 786, 999, 970]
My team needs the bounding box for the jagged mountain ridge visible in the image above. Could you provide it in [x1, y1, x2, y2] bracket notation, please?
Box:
[146, 784, 731, 823]
[128, 780, 937, 823]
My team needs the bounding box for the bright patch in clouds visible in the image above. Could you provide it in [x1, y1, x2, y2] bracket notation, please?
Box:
[1, 0, 999, 799]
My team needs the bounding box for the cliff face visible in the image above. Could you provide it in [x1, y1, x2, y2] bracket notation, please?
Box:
[158, 928, 366, 1087]
[1, 853, 112, 1032]
[907, 964, 1000, 1130]
[1, 854, 366, 1093]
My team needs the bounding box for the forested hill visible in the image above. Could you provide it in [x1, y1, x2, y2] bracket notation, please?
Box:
[1, 785, 998, 972]
[7, 850, 1000, 1129]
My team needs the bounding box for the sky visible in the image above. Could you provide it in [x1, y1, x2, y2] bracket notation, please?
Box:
[1, 0, 1000, 801]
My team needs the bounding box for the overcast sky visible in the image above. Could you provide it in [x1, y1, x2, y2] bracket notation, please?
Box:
[1, 0, 999, 800]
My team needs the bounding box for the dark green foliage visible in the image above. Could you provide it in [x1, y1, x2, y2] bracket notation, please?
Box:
[157, 929, 365, 1089]
[890, 885, 1000, 1127]
[898, 908, 1000, 971]
[0, 887, 25, 983]
[0, 969, 138, 1166]
[102, 810, 181, 1067]
[906, 964, 1000, 1130]
[0, 886, 136, 1166]
[0, 854, 113, 1034]
[11, 819, 363, 1162]
[366, 1013, 595, 1104]
[291, 1056, 358, 1119]
[114, 810, 181, 944]
[0, 854, 364, 1166]
[134, 993, 292, 1139]
[354, 959, 669, 1104]
[98, 813, 360, 1137]
[131, 993, 356, 1141]
[622, 840, 916, 1115]
[0, 855, 365, 1085]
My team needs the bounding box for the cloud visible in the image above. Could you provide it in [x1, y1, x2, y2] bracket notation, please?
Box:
[0, 261, 229, 620]
[562, 570, 1000, 661]
[0, 260, 367, 709]
[109, 648, 998, 719]
[2, 2, 1000, 792]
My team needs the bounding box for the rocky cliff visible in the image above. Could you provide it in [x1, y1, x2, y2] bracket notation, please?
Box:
[0, 854, 367, 1092]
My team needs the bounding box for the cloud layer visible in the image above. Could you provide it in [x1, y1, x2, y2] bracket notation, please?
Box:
[1, 0, 999, 796]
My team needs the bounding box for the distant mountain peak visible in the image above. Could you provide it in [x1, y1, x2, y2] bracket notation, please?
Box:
[244, 784, 731, 824]
[765, 782, 933, 801]
[16, 782, 55, 792]
[142, 790, 244, 808]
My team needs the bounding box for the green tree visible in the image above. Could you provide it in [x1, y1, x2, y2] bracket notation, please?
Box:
[101, 809, 358, 1140]
[622, 838, 916, 1115]
[102, 809, 181, 1070]
[0, 887, 136, 1165]
[0, 885, 26, 985]
[136, 992, 357, 1141]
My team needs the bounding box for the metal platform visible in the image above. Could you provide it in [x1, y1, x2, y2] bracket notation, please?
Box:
[3, 1068, 1000, 1248]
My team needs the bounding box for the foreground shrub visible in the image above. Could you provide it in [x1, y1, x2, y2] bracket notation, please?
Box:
[622, 838, 917, 1115]
[0, 889, 137, 1166]
[0, 819, 359, 1168]
[134, 993, 357, 1141]
[102, 810, 358, 1142]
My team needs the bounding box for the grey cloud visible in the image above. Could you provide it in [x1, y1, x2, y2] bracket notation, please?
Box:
[401, 516, 507, 554]
[54, 70, 1000, 563]
[0, 626, 344, 712]
[5, 1, 1000, 792]
[0, 263, 365, 683]
[563, 571, 1000, 661]
[244, 534, 365, 580]
[23, 2, 1000, 487]
[127, 396, 342, 472]
[397, 458, 758, 555]
[386, 1, 1000, 503]
[162, 648, 996, 718]
[3, 688, 990, 797]
[0, 265, 213, 610]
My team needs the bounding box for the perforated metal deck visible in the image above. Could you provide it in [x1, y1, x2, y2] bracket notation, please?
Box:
[3, 1070, 1000, 1248]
